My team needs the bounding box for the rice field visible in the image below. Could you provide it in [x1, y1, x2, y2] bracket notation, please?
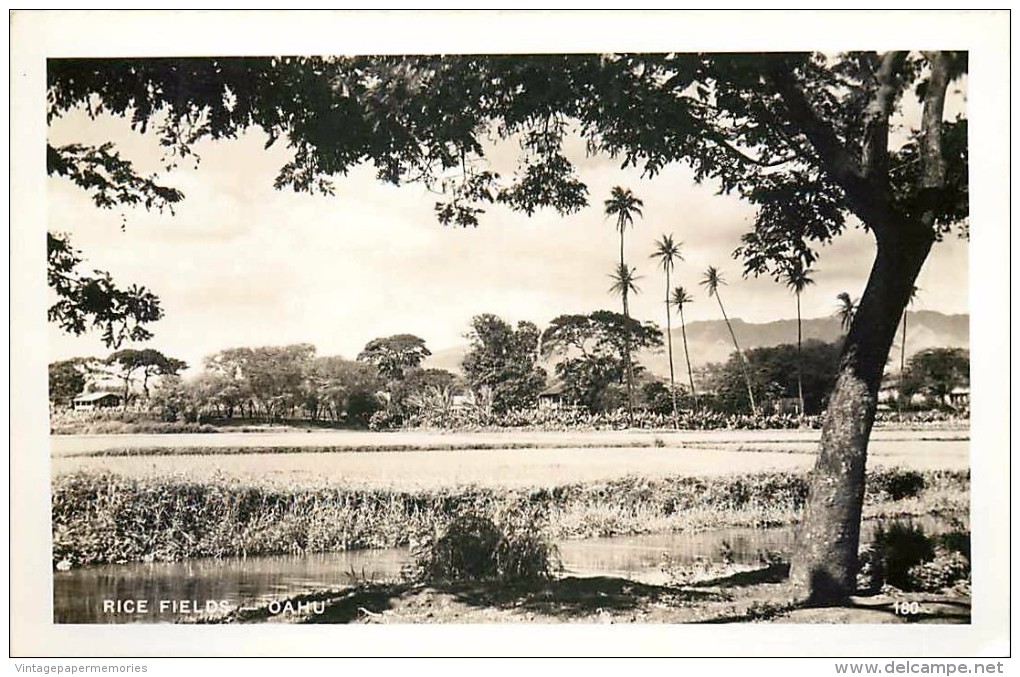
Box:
[49, 427, 969, 456]
[49, 429, 969, 491]
[49, 429, 970, 567]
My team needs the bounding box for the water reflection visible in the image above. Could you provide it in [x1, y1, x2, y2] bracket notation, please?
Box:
[557, 527, 796, 582]
[54, 549, 407, 624]
[54, 516, 961, 623]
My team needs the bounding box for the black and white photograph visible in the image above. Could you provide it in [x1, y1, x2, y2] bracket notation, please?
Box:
[9, 9, 1010, 662]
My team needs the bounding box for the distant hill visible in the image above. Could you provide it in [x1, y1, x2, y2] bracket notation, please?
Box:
[422, 345, 470, 374]
[422, 311, 969, 377]
[642, 310, 969, 375]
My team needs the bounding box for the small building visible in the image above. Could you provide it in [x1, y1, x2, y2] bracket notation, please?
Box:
[538, 381, 568, 410]
[877, 375, 925, 408]
[72, 391, 123, 410]
[775, 397, 802, 416]
[450, 392, 477, 411]
[948, 386, 970, 409]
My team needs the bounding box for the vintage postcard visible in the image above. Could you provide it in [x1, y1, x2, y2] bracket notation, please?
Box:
[9, 10, 1010, 659]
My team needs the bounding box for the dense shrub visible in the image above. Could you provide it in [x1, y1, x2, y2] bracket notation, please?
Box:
[907, 549, 970, 592]
[50, 408, 220, 435]
[368, 409, 403, 431]
[409, 513, 503, 581]
[869, 469, 926, 501]
[873, 410, 970, 428]
[871, 521, 936, 590]
[406, 501, 559, 583]
[396, 406, 824, 432]
[376, 400, 969, 432]
[864, 521, 971, 592]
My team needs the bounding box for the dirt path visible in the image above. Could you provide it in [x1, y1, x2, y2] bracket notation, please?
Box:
[50, 427, 968, 456]
[201, 568, 970, 626]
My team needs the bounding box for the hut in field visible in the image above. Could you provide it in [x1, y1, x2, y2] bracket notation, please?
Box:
[72, 391, 123, 410]
[538, 381, 568, 410]
[948, 386, 970, 409]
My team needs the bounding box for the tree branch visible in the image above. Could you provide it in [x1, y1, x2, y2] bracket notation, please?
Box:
[765, 65, 889, 231]
[683, 98, 804, 167]
[860, 51, 909, 183]
[917, 51, 952, 231]
[703, 130, 798, 168]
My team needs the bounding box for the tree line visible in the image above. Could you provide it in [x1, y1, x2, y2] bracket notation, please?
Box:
[49, 317, 968, 426]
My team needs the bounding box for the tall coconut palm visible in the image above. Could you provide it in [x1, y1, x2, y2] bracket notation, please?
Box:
[608, 263, 641, 422]
[651, 234, 683, 425]
[604, 187, 644, 422]
[782, 261, 815, 417]
[835, 292, 857, 333]
[671, 285, 698, 411]
[604, 186, 644, 270]
[701, 266, 757, 416]
[900, 285, 920, 375]
[898, 285, 920, 413]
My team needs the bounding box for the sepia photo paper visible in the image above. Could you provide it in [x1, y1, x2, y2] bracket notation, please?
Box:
[8, 9, 1011, 659]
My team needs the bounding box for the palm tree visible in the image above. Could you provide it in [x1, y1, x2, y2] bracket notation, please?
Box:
[608, 263, 641, 422]
[835, 292, 857, 333]
[608, 263, 641, 297]
[898, 285, 920, 414]
[604, 186, 644, 270]
[603, 187, 644, 422]
[701, 266, 757, 416]
[671, 285, 698, 411]
[900, 285, 920, 375]
[651, 234, 683, 425]
[782, 261, 815, 417]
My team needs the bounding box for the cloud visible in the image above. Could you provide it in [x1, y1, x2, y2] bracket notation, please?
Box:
[46, 108, 969, 369]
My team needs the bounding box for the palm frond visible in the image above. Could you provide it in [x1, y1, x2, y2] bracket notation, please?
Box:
[608, 263, 641, 296]
[700, 266, 725, 297]
[671, 285, 693, 311]
[603, 186, 644, 233]
[651, 234, 683, 272]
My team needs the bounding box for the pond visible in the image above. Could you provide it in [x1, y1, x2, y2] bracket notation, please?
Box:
[53, 517, 959, 623]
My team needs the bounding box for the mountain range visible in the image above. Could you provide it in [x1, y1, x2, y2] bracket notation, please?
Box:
[422, 311, 970, 378]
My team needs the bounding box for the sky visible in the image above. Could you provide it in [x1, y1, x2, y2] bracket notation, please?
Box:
[46, 75, 970, 374]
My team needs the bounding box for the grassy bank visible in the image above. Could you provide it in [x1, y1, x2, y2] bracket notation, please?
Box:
[52, 468, 968, 567]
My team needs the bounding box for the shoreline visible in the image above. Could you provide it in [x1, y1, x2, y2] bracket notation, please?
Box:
[52, 467, 969, 568]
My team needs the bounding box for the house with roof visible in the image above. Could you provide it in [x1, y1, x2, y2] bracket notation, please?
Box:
[72, 391, 123, 410]
[948, 386, 970, 409]
[538, 381, 569, 410]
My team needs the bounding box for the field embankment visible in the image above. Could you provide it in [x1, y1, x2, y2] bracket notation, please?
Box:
[52, 467, 968, 568]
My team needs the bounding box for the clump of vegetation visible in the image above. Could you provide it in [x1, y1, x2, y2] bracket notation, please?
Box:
[907, 549, 971, 593]
[51, 468, 967, 568]
[872, 521, 936, 590]
[406, 500, 559, 583]
[49, 409, 221, 435]
[861, 521, 971, 593]
[868, 469, 926, 501]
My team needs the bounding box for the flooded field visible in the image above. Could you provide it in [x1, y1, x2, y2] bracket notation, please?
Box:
[49, 427, 969, 456]
[49, 430, 969, 490]
[54, 515, 962, 624]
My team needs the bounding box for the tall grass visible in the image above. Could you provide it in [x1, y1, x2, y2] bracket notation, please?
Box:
[51, 468, 968, 568]
[405, 499, 559, 583]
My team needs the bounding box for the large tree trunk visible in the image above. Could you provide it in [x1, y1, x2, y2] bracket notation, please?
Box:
[791, 227, 934, 603]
